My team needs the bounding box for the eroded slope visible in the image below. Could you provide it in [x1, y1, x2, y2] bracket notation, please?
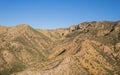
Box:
[0, 21, 120, 75]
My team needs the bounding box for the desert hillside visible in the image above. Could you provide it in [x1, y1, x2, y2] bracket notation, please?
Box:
[0, 21, 120, 75]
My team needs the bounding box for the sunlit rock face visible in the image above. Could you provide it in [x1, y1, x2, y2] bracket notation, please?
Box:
[0, 21, 120, 75]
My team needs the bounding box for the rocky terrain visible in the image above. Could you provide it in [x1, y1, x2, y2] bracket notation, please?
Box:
[0, 21, 120, 75]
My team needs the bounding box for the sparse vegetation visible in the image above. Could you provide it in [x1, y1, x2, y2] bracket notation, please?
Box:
[0, 63, 25, 75]
[0, 21, 120, 75]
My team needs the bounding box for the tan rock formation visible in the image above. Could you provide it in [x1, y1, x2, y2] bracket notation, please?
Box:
[0, 21, 120, 75]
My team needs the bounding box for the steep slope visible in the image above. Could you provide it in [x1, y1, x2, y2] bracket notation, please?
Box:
[1, 21, 120, 75]
[37, 28, 69, 41]
[0, 24, 54, 75]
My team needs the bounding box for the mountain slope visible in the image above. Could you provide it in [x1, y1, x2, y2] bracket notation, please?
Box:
[0, 21, 120, 75]
[0, 24, 54, 74]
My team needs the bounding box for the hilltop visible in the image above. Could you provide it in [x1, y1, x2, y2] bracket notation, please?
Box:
[0, 21, 120, 75]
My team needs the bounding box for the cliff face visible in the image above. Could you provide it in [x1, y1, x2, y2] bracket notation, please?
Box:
[0, 21, 120, 75]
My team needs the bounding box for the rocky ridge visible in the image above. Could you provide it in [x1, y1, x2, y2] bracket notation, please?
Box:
[0, 21, 120, 75]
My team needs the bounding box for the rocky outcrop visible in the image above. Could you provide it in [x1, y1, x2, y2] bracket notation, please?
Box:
[0, 21, 120, 75]
[69, 25, 80, 32]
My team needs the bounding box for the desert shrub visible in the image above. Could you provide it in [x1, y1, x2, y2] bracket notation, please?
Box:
[0, 63, 25, 75]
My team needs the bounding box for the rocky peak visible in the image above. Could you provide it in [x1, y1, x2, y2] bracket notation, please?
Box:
[15, 24, 31, 30]
[1, 21, 120, 75]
